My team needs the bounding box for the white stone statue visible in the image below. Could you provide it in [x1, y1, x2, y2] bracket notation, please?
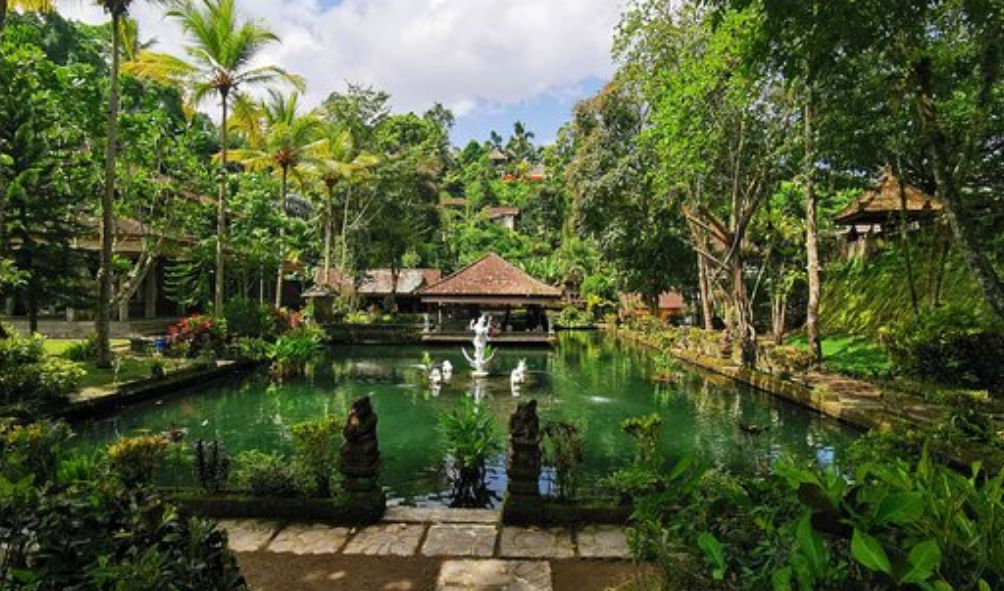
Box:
[462, 313, 495, 377]
[430, 368, 443, 384]
[441, 360, 453, 380]
[510, 359, 528, 387]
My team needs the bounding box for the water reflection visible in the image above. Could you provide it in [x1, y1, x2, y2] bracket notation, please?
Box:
[70, 332, 858, 506]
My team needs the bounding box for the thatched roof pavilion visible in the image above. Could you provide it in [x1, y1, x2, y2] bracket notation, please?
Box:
[419, 253, 561, 307]
[834, 171, 941, 227]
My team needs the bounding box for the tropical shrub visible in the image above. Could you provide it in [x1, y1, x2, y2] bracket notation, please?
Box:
[222, 297, 265, 338]
[194, 439, 231, 495]
[107, 434, 169, 486]
[626, 445, 1004, 591]
[167, 314, 229, 359]
[542, 420, 584, 502]
[261, 307, 305, 340]
[62, 333, 100, 362]
[268, 326, 323, 377]
[556, 305, 593, 328]
[291, 416, 342, 497]
[601, 414, 666, 502]
[884, 304, 1004, 396]
[0, 420, 71, 483]
[234, 451, 300, 497]
[438, 397, 502, 507]
[0, 326, 84, 410]
[0, 422, 247, 590]
[233, 336, 271, 362]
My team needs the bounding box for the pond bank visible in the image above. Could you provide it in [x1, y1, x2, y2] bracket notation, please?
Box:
[615, 327, 1004, 470]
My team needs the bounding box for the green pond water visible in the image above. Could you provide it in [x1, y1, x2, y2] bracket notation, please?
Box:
[71, 332, 857, 506]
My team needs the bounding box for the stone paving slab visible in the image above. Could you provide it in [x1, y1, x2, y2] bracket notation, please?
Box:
[342, 523, 426, 556]
[266, 523, 351, 555]
[422, 524, 498, 557]
[437, 559, 552, 591]
[499, 527, 575, 559]
[576, 525, 630, 559]
[383, 507, 499, 524]
[219, 519, 281, 553]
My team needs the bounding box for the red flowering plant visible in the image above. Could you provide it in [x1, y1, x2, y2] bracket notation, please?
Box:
[261, 307, 304, 340]
[166, 314, 228, 359]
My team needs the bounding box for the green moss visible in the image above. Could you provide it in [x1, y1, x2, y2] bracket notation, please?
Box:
[787, 335, 891, 379]
[819, 243, 989, 338]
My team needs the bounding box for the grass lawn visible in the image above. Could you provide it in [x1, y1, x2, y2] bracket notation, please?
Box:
[787, 334, 892, 379]
[42, 338, 193, 395]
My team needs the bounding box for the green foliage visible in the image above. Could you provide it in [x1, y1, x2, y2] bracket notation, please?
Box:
[268, 325, 323, 377]
[233, 451, 300, 498]
[61, 333, 100, 362]
[291, 416, 342, 497]
[167, 314, 229, 359]
[542, 420, 584, 502]
[0, 421, 71, 484]
[785, 335, 891, 380]
[820, 246, 990, 339]
[555, 306, 593, 328]
[0, 325, 84, 410]
[438, 398, 502, 471]
[106, 434, 169, 486]
[222, 297, 266, 338]
[0, 419, 246, 590]
[193, 439, 230, 495]
[233, 336, 270, 362]
[885, 304, 1004, 396]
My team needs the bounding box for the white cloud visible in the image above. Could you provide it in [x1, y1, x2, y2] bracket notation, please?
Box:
[60, 0, 622, 116]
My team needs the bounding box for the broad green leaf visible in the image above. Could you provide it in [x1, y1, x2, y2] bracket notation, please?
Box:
[875, 492, 924, 525]
[771, 566, 793, 591]
[899, 540, 941, 584]
[851, 529, 892, 575]
[796, 514, 828, 577]
[697, 532, 726, 580]
[978, 580, 991, 591]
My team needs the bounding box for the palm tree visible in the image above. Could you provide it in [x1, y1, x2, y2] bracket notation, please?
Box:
[303, 125, 379, 276]
[229, 91, 322, 307]
[125, 0, 303, 310]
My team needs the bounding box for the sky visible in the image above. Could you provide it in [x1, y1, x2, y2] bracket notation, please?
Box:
[61, 0, 625, 147]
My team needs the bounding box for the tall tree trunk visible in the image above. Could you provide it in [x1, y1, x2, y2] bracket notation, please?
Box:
[698, 253, 714, 330]
[895, 160, 920, 314]
[914, 63, 1004, 322]
[95, 11, 122, 369]
[274, 166, 287, 309]
[915, 102, 1003, 323]
[323, 184, 334, 275]
[339, 187, 351, 272]
[215, 90, 229, 311]
[731, 256, 756, 367]
[803, 98, 823, 364]
[771, 288, 787, 346]
[0, 0, 8, 44]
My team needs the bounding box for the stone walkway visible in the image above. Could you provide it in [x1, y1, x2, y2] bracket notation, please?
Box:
[221, 508, 632, 591]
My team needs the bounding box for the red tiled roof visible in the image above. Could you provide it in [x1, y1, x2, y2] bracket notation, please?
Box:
[440, 197, 467, 208]
[313, 268, 441, 296]
[620, 291, 686, 310]
[357, 268, 441, 295]
[420, 253, 561, 298]
[486, 206, 520, 219]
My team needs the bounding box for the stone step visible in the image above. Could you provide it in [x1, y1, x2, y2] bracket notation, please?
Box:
[383, 506, 499, 524]
[437, 559, 552, 591]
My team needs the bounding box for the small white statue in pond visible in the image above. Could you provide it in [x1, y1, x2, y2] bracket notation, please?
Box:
[510, 359, 528, 387]
[462, 313, 495, 377]
[441, 360, 453, 380]
[429, 368, 443, 385]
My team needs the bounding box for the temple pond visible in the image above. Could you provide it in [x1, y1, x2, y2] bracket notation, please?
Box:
[71, 332, 857, 506]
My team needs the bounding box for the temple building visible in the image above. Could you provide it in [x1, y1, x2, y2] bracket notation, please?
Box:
[303, 267, 442, 320]
[418, 252, 562, 345]
[834, 171, 942, 259]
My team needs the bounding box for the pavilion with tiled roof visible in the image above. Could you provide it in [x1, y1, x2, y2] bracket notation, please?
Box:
[419, 253, 561, 341]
